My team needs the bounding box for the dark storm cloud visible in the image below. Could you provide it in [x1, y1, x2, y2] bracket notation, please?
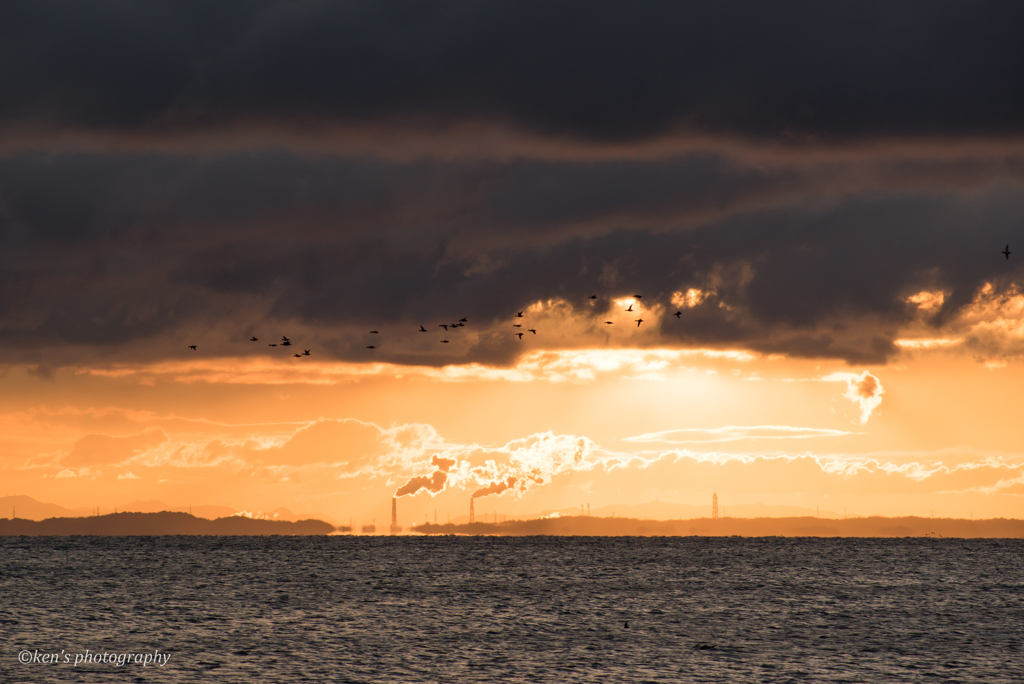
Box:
[3, 1, 1024, 367]
[2, 0, 1023, 144]
[2, 148, 1023, 365]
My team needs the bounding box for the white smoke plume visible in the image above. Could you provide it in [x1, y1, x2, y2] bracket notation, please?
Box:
[394, 454, 457, 497]
[823, 371, 885, 423]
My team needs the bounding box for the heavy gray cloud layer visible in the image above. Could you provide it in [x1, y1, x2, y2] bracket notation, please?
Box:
[2, 1, 1023, 143]
[1, 2, 1023, 366]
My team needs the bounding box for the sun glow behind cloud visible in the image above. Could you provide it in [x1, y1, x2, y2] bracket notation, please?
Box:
[71, 348, 759, 386]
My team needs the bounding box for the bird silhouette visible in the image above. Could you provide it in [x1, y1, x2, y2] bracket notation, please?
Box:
[269, 343, 277, 347]
[625, 304, 633, 312]
[673, 310, 682, 318]
[513, 324, 522, 327]
[293, 353, 301, 358]
[250, 336, 259, 341]
[605, 321, 613, 324]
[516, 332, 524, 339]
[419, 325, 427, 332]
[528, 329, 537, 334]
[589, 295, 597, 299]
[456, 322, 465, 327]
[635, 318, 644, 327]
[633, 294, 642, 299]
[281, 336, 290, 342]
[441, 339, 449, 343]
[460, 317, 468, 322]
[516, 311, 524, 318]
[366, 346, 375, 349]
[302, 350, 311, 356]
[1004, 245, 1012, 259]
[188, 345, 197, 351]
[440, 324, 448, 331]
[370, 330, 379, 334]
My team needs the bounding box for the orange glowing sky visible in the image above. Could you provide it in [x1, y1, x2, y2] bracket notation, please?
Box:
[5, 303, 1024, 524]
[3, 3, 1024, 524]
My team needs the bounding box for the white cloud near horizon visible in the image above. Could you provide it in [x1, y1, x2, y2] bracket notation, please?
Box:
[622, 425, 857, 444]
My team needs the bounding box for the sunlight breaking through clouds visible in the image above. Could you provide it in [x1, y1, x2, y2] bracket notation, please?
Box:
[72, 348, 759, 386]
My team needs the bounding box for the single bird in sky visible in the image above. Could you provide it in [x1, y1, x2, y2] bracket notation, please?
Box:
[370, 330, 379, 334]
[513, 324, 522, 327]
[605, 321, 613, 324]
[1004, 244, 1011, 259]
[516, 311, 524, 318]
[250, 336, 258, 341]
[441, 339, 449, 343]
[440, 324, 448, 331]
[635, 318, 644, 327]
[302, 350, 311, 356]
[625, 303, 633, 312]
[366, 346, 375, 349]
[282, 336, 290, 342]
[269, 343, 277, 347]
[188, 345, 197, 351]
[633, 294, 642, 299]
[293, 353, 301, 358]
[419, 325, 427, 332]
[460, 317, 468, 322]
[516, 332, 524, 339]
[528, 329, 537, 334]
[673, 310, 682, 318]
[589, 295, 597, 299]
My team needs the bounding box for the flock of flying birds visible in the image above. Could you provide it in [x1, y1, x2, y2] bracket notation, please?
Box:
[187, 335, 311, 356]
[361, 292, 675, 352]
[188, 245, 1014, 353]
[184, 293, 680, 355]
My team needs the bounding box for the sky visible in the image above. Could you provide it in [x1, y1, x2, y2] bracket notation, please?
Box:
[2, 1, 1024, 526]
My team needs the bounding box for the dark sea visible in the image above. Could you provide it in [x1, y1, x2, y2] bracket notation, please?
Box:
[1, 537, 1022, 682]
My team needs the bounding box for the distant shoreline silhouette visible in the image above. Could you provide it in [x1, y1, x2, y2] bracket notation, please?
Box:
[403, 515, 1024, 539]
[0, 511, 333, 536]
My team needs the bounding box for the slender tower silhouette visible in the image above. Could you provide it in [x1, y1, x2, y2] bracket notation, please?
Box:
[712, 493, 719, 520]
[390, 497, 401, 534]
[469, 498, 475, 524]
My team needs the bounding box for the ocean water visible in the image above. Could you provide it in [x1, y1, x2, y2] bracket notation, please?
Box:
[1, 537, 1022, 682]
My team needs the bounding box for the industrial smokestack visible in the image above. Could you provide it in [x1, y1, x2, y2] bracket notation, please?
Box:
[390, 497, 402, 534]
[469, 498, 475, 524]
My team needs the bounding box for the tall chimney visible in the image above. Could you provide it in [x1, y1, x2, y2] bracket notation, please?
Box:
[390, 497, 402, 534]
[469, 498, 475, 524]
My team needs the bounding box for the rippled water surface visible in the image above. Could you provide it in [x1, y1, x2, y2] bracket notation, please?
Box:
[1, 537, 1022, 682]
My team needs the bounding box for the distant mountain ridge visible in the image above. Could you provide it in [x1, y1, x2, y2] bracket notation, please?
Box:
[0, 511, 334, 536]
[0, 495, 336, 524]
